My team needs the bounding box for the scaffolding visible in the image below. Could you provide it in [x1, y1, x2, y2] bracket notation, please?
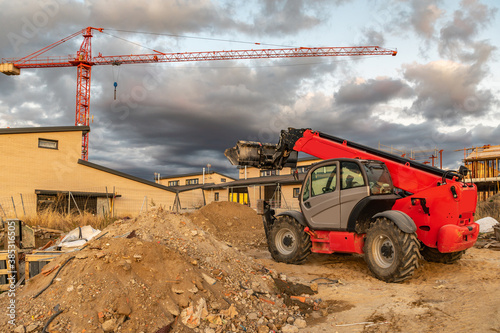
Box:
[460, 145, 500, 201]
[378, 143, 443, 168]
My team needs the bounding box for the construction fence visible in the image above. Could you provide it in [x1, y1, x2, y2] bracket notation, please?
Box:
[0, 186, 209, 219]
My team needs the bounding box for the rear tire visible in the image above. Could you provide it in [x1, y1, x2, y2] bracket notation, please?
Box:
[364, 218, 420, 283]
[268, 215, 311, 264]
[421, 246, 464, 264]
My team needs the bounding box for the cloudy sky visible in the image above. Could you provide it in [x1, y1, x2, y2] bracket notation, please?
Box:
[1, 0, 499, 180]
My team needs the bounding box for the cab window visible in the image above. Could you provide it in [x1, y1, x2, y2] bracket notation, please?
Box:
[363, 163, 394, 194]
[341, 162, 365, 190]
[310, 164, 337, 197]
[302, 178, 310, 201]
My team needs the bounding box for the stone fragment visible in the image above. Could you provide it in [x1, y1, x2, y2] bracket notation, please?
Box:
[75, 252, 88, 259]
[95, 251, 105, 259]
[247, 312, 259, 320]
[221, 304, 238, 318]
[26, 323, 38, 333]
[202, 273, 216, 285]
[295, 318, 307, 328]
[172, 287, 184, 294]
[115, 298, 132, 316]
[14, 325, 25, 333]
[102, 319, 117, 332]
[282, 324, 299, 333]
[164, 300, 180, 317]
[257, 325, 268, 333]
[118, 260, 131, 271]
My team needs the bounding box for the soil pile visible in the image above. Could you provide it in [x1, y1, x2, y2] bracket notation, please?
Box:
[189, 201, 266, 250]
[1, 205, 312, 333]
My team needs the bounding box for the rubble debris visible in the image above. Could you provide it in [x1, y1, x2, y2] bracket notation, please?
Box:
[189, 201, 267, 250]
[0, 204, 311, 332]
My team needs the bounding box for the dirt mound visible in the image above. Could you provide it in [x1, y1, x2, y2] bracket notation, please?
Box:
[189, 201, 266, 250]
[13, 237, 219, 332]
[1, 208, 311, 333]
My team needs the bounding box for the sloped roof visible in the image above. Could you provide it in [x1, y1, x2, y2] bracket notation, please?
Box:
[465, 145, 500, 161]
[78, 160, 176, 192]
[160, 171, 235, 181]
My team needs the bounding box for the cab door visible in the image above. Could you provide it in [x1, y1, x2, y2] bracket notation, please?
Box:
[300, 162, 342, 230]
[339, 161, 370, 228]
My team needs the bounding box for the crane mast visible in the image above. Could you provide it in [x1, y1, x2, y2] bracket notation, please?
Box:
[1, 27, 398, 160]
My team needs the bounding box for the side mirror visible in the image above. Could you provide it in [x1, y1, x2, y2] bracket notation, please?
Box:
[458, 165, 469, 177]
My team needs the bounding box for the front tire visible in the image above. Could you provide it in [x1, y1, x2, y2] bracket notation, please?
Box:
[364, 218, 420, 283]
[421, 246, 464, 264]
[268, 215, 311, 264]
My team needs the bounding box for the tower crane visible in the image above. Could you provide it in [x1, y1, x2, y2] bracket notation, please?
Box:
[0, 27, 397, 160]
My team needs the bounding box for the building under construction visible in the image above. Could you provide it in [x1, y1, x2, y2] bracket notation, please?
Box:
[462, 145, 500, 201]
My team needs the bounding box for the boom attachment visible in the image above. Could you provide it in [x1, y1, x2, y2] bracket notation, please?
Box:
[224, 128, 306, 169]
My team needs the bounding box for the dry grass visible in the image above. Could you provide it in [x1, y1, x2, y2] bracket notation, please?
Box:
[23, 209, 117, 232]
[476, 194, 500, 221]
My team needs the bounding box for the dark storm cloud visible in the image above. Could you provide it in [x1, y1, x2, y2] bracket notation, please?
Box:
[85, 58, 338, 178]
[334, 78, 413, 105]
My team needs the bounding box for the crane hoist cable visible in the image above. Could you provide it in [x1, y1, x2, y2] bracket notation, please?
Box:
[112, 62, 121, 100]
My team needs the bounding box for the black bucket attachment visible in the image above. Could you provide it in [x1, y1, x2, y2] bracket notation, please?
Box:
[225, 128, 306, 169]
[224, 140, 298, 170]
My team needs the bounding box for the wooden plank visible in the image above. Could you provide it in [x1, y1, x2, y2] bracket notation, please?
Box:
[0, 249, 18, 290]
[32, 250, 63, 254]
[25, 260, 29, 283]
[26, 255, 59, 260]
[25, 251, 63, 280]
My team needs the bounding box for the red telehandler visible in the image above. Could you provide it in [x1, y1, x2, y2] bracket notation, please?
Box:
[225, 128, 479, 282]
